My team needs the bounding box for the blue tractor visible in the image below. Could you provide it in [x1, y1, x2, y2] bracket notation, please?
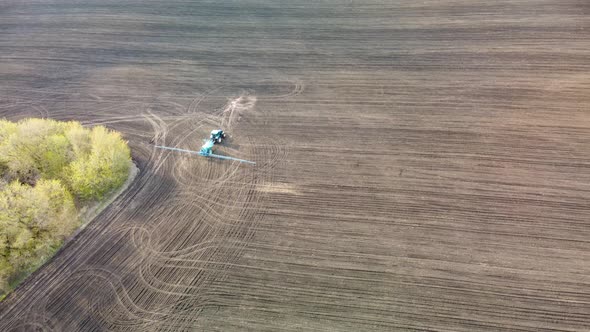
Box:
[154, 129, 255, 165]
[210, 129, 227, 144]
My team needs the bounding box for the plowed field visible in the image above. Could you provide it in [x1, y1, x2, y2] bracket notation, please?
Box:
[1, 0, 590, 331]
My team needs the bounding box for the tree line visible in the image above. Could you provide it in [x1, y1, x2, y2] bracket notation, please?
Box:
[0, 118, 132, 298]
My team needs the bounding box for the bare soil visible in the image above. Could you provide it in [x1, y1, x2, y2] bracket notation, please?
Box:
[1, 0, 589, 331]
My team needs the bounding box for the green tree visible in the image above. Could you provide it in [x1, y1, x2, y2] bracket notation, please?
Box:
[63, 121, 91, 159]
[0, 120, 19, 179]
[0, 179, 78, 296]
[0, 118, 67, 184]
[67, 126, 131, 201]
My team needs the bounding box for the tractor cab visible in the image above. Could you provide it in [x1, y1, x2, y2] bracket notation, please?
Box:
[210, 130, 227, 144]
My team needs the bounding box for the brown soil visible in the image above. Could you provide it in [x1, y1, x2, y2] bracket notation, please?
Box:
[1, 1, 589, 331]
